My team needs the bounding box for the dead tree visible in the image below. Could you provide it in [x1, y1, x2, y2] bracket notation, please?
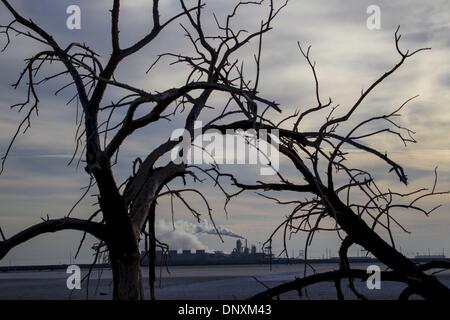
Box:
[0, 0, 283, 299]
[207, 28, 450, 300]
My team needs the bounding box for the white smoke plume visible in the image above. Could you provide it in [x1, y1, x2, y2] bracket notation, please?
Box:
[155, 219, 244, 251]
[172, 219, 244, 239]
[156, 219, 207, 251]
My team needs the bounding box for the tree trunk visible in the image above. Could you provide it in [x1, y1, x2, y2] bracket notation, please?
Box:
[110, 249, 142, 300]
[148, 201, 157, 300]
[93, 164, 144, 300]
[107, 217, 142, 300]
[106, 218, 142, 300]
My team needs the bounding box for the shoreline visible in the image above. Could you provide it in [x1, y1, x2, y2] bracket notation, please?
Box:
[1, 257, 448, 273]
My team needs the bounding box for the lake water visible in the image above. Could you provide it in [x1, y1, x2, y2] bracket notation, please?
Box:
[0, 263, 449, 299]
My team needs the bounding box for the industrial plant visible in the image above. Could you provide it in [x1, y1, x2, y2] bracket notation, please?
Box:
[141, 239, 277, 266]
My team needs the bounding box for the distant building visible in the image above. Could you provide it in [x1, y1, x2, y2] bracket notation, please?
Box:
[139, 247, 448, 267]
[140, 240, 278, 266]
[415, 254, 446, 259]
[235, 239, 242, 254]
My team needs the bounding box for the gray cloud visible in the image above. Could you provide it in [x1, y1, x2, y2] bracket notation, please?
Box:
[0, 0, 449, 264]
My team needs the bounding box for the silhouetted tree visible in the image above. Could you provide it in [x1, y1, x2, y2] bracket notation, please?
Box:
[208, 28, 450, 300]
[1, 0, 448, 301]
[0, 0, 283, 299]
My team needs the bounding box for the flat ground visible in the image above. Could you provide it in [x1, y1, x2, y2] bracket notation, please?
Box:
[0, 263, 448, 299]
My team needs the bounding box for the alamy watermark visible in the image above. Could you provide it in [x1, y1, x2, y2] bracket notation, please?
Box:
[170, 121, 280, 176]
[66, 264, 81, 290]
[366, 5, 381, 30]
[366, 264, 381, 290]
[66, 5, 81, 30]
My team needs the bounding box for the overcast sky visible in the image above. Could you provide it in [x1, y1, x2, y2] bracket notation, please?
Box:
[0, 0, 449, 265]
